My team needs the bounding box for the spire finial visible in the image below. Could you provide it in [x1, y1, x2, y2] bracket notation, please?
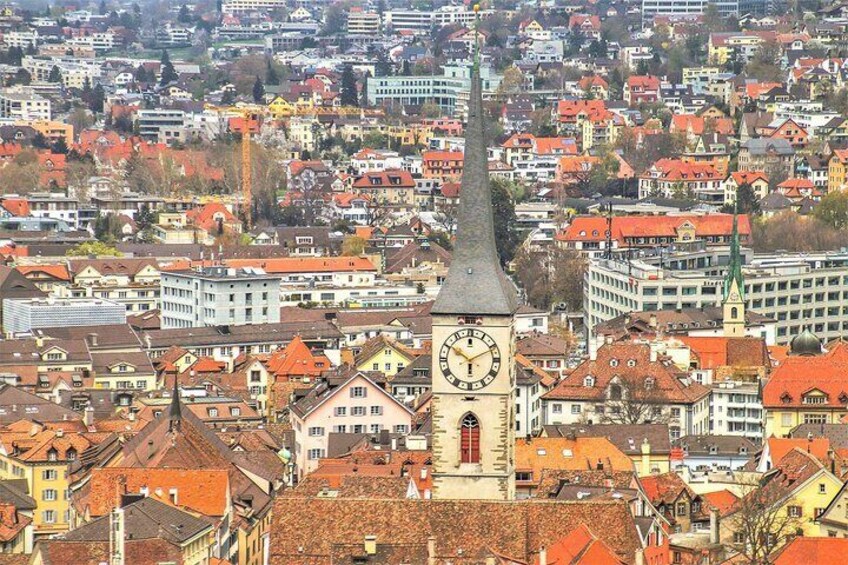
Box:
[473, 4, 481, 72]
[724, 204, 744, 301]
[168, 376, 182, 433]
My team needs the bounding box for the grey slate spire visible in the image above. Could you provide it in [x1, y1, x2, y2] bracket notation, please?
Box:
[168, 376, 181, 433]
[431, 49, 518, 316]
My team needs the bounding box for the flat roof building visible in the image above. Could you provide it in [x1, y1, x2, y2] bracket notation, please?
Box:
[2, 297, 126, 334]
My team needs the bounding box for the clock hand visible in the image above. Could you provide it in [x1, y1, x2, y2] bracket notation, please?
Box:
[467, 347, 496, 362]
[451, 345, 471, 361]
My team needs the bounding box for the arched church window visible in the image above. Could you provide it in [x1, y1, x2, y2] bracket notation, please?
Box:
[460, 413, 480, 464]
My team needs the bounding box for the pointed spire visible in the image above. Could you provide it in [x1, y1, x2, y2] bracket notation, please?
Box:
[723, 205, 744, 301]
[168, 376, 181, 433]
[432, 11, 517, 317]
[472, 4, 481, 73]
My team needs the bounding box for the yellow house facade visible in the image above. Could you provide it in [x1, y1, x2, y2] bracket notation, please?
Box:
[354, 337, 415, 378]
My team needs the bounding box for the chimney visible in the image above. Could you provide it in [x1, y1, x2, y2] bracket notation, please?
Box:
[128, 410, 136, 422]
[538, 546, 547, 565]
[710, 507, 720, 545]
[623, 313, 631, 325]
[635, 549, 645, 565]
[648, 313, 657, 328]
[84, 404, 95, 427]
[87, 333, 98, 347]
[427, 536, 436, 565]
[55, 428, 63, 438]
[641, 438, 651, 475]
[35, 336, 43, 348]
[364, 535, 377, 556]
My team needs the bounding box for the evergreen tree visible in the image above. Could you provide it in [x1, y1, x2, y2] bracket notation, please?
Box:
[7, 46, 22, 66]
[252, 76, 265, 102]
[159, 50, 178, 86]
[52, 136, 69, 155]
[402, 60, 411, 76]
[25, 42, 36, 56]
[99, 0, 107, 15]
[89, 85, 105, 113]
[340, 64, 358, 107]
[134, 65, 148, 83]
[490, 178, 519, 266]
[265, 59, 280, 85]
[32, 132, 49, 149]
[11, 69, 30, 86]
[48, 65, 62, 83]
[221, 89, 236, 105]
[178, 4, 191, 22]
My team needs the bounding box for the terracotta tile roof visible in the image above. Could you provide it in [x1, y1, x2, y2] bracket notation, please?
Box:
[539, 523, 625, 564]
[36, 537, 182, 565]
[671, 114, 735, 136]
[558, 214, 750, 243]
[86, 468, 229, 517]
[762, 342, 848, 408]
[730, 171, 769, 185]
[0, 198, 28, 217]
[676, 336, 770, 370]
[767, 437, 830, 467]
[515, 437, 634, 478]
[185, 202, 238, 233]
[422, 150, 463, 161]
[352, 169, 415, 190]
[626, 75, 660, 89]
[225, 256, 376, 274]
[266, 335, 332, 379]
[639, 472, 693, 506]
[517, 334, 571, 357]
[16, 264, 70, 281]
[771, 537, 848, 565]
[543, 343, 710, 404]
[555, 100, 607, 122]
[641, 158, 724, 182]
[701, 490, 738, 516]
[269, 498, 643, 564]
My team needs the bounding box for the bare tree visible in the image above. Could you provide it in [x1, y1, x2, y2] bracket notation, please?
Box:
[600, 373, 672, 425]
[727, 476, 803, 564]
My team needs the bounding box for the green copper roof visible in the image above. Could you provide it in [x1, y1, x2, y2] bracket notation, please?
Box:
[723, 210, 744, 301]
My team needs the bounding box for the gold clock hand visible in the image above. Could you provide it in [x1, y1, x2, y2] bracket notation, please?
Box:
[451, 345, 471, 361]
[468, 347, 496, 362]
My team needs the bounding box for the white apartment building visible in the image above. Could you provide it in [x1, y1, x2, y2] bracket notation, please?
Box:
[773, 101, 840, 139]
[641, 0, 741, 25]
[135, 109, 187, 144]
[4, 30, 38, 49]
[682, 67, 722, 95]
[22, 57, 101, 89]
[0, 87, 50, 121]
[2, 297, 126, 334]
[347, 9, 380, 36]
[365, 64, 502, 116]
[221, 0, 287, 14]
[66, 32, 116, 52]
[28, 192, 78, 228]
[160, 267, 282, 329]
[585, 246, 848, 345]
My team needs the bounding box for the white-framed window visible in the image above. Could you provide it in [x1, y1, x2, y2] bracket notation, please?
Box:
[571, 405, 581, 414]
[308, 427, 325, 437]
[370, 406, 383, 416]
[42, 469, 57, 481]
[42, 489, 57, 501]
[552, 403, 562, 414]
[334, 407, 347, 416]
[350, 386, 367, 398]
[307, 449, 325, 460]
[394, 425, 409, 433]
[352, 406, 366, 416]
[42, 510, 56, 523]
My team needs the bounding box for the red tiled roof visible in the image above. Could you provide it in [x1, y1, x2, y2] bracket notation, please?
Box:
[225, 256, 376, 274]
[641, 158, 724, 182]
[86, 468, 229, 517]
[771, 537, 848, 565]
[730, 171, 769, 185]
[16, 264, 71, 281]
[767, 437, 830, 467]
[762, 342, 848, 408]
[0, 198, 28, 217]
[539, 524, 625, 564]
[702, 489, 738, 516]
[543, 343, 710, 404]
[557, 214, 750, 243]
[266, 336, 331, 379]
[352, 169, 415, 189]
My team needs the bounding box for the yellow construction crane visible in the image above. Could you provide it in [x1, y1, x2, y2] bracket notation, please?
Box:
[206, 104, 265, 231]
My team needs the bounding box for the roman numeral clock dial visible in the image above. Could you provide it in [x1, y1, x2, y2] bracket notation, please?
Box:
[438, 328, 501, 391]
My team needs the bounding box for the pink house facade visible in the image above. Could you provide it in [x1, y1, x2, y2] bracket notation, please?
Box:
[290, 372, 416, 478]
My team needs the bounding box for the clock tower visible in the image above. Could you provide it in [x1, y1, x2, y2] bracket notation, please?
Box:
[430, 11, 518, 501]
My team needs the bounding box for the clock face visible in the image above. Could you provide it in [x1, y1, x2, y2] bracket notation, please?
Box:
[438, 328, 501, 391]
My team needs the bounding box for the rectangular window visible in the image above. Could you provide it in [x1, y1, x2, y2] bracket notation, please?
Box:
[370, 406, 383, 416]
[552, 403, 562, 414]
[788, 505, 802, 517]
[307, 449, 325, 460]
[308, 427, 324, 437]
[352, 406, 366, 416]
[42, 469, 57, 481]
[350, 387, 367, 398]
[42, 489, 57, 501]
[394, 425, 409, 433]
[334, 407, 347, 417]
[571, 405, 581, 414]
[42, 510, 56, 524]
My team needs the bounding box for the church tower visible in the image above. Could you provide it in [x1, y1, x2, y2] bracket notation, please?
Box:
[723, 210, 745, 337]
[430, 6, 518, 501]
